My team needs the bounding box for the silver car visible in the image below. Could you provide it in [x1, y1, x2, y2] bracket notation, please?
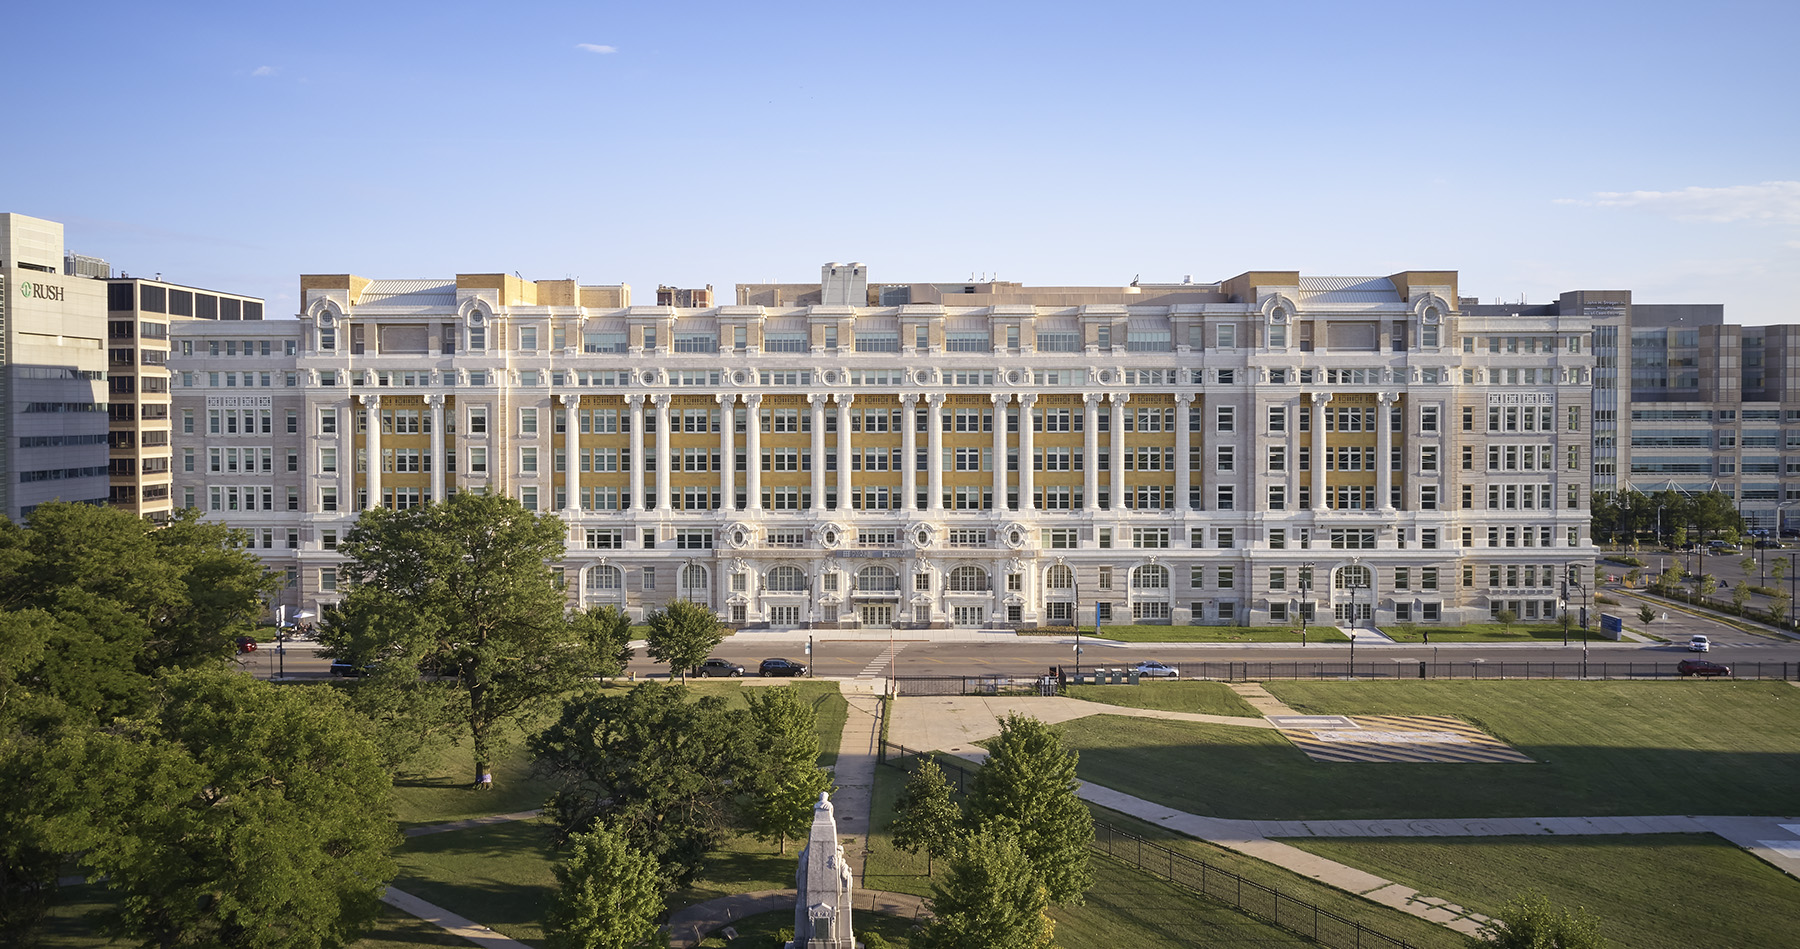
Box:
[1132, 661, 1181, 679]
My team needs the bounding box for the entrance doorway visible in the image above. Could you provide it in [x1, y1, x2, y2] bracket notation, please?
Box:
[859, 604, 894, 627]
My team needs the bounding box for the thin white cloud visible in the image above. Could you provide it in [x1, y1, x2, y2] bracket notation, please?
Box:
[1559, 181, 1800, 225]
[251, 65, 276, 77]
[575, 43, 616, 54]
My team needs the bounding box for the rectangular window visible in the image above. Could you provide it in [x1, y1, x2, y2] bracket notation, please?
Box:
[1216, 406, 1234, 432]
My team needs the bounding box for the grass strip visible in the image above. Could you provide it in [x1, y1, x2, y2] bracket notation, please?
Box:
[1064, 680, 1264, 717]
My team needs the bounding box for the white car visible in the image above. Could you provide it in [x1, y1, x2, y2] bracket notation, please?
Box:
[1132, 661, 1181, 679]
[1687, 635, 1711, 653]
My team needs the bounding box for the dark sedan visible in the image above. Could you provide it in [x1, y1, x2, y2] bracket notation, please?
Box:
[759, 657, 808, 677]
[692, 658, 745, 678]
[1677, 659, 1731, 677]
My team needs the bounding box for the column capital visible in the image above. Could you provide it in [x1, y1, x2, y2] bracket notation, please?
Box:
[899, 392, 920, 407]
[625, 393, 646, 407]
[926, 393, 948, 408]
[715, 392, 737, 406]
[745, 393, 764, 408]
[424, 393, 444, 408]
[989, 392, 1009, 406]
[1018, 393, 1038, 408]
[652, 394, 672, 409]
[1174, 391, 1195, 407]
[837, 392, 855, 408]
[361, 394, 382, 409]
[1312, 392, 1334, 406]
[808, 392, 829, 406]
[556, 392, 580, 407]
[1110, 391, 1132, 406]
[1377, 391, 1396, 406]
[1082, 392, 1105, 406]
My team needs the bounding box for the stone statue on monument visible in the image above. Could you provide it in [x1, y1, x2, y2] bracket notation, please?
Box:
[787, 791, 855, 949]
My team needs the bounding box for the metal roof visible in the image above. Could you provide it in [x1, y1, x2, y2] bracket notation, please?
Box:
[1298, 276, 1400, 306]
[358, 280, 457, 306]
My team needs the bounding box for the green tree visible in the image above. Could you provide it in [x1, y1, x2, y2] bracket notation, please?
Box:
[327, 493, 594, 785]
[1772, 557, 1790, 583]
[644, 600, 726, 682]
[545, 824, 666, 949]
[532, 682, 750, 886]
[1637, 604, 1656, 625]
[917, 822, 1054, 949]
[966, 714, 1093, 904]
[1698, 574, 1719, 601]
[44, 670, 399, 949]
[1772, 592, 1791, 626]
[1624, 568, 1642, 588]
[1495, 609, 1518, 632]
[1470, 892, 1606, 949]
[1732, 581, 1752, 612]
[1741, 556, 1758, 577]
[891, 758, 963, 875]
[741, 688, 834, 854]
[1653, 567, 1683, 595]
[569, 604, 635, 678]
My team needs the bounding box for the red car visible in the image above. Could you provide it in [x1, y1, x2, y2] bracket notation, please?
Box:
[236, 636, 258, 653]
[1677, 659, 1730, 677]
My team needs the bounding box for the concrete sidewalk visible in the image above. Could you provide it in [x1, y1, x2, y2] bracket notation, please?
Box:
[382, 886, 534, 948]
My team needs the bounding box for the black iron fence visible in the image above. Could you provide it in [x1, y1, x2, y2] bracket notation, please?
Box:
[890, 660, 1797, 694]
[876, 744, 1421, 949]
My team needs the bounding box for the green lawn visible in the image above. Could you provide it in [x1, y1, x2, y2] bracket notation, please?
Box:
[1282, 835, 1800, 949]
[1026, 624, 1347, 643]
[1064, 680, 1263, 717]
[1380, 622, 1591, 643]
[1055, 680, 1800, 820]
[864, 758, 1458, 948]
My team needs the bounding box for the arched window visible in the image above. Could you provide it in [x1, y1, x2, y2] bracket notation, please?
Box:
[947, 566, 989, 593]
[1335, 565, 1372, 590]
[585, 565, 621, 591]
[1132, 565, 1169, 590]
[1045, 564, 1073, 590]
[679, 564, 709, 599]
[767, 565, 807, 592]
[856, 565, 899, 592]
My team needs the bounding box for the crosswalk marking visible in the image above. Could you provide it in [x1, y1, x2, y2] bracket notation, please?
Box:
[1278, 715, 1533, 764]
[858, 643, 906, 678]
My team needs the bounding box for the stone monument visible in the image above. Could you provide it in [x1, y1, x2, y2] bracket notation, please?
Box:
[788, 791, 855, 949]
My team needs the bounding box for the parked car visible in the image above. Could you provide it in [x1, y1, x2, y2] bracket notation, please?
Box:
[1132, 660, 1180, 679]
[1677, 659, 1731, 677]
[759, 657, 808, 677]
[329, 659, 371, 677]
[1687, 635, 1711, 652]
[692, 657, 745, 678]
[236, 636, 258, 653]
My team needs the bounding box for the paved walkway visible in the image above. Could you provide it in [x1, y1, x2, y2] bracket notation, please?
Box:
[829, 680, 885, 883]
[382, 886, 534, 948]
[404, 809, 542, 838]
[1227, 682, 1299, 716]
[665, 888, 930, 948]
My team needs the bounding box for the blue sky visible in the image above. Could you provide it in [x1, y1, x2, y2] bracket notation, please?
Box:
[9, 1, 1797, 321]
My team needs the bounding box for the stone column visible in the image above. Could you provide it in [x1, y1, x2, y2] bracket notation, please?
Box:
[654, 394, 672, 512]
[427, 394, 445, 504]
[1017, 393, 1037, 512]
[627, 394, 646, 511]
[745, 394, 763, 510]
[1082, 393, 1102, 512]
[1110, 393, 1129, 511]
[837, 394, 854, 511]
[1377, 391, 1395, 511]
[562, 393, 580, 511]
[927, 394, 946, 511]
[990, 393, 1008, 508]
[716, 393, 735, 509]
[1312, 393, 1332, 511]
[363, 394, 382, 510]
[810, 393, 828, 512]
[900, 393, 919, 511]
[1174, 392, 1193, 511]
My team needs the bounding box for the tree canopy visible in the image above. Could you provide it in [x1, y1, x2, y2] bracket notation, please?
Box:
[1471, 892, 1607, 949]
[740, 687, 834, 853]
[966, 714, 1093, 904]
[644, 599, 726, 681]
[39, 670, 399, 949]
[545, 824, 666, 949]
[917, 822, 1055, 949]
[325, 492, 597, 784]
[1591, 488, 1743, 546]
[532, 682, 752, 886]
[891, 758, 963, 875]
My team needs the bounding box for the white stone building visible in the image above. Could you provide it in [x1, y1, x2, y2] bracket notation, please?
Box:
[168, 263, 1596, 628]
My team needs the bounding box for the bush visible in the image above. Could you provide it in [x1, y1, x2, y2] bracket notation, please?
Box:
[1595, 595, 1618, 606]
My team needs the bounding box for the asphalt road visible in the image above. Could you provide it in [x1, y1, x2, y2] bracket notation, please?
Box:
[245, 634, 1800, 682]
